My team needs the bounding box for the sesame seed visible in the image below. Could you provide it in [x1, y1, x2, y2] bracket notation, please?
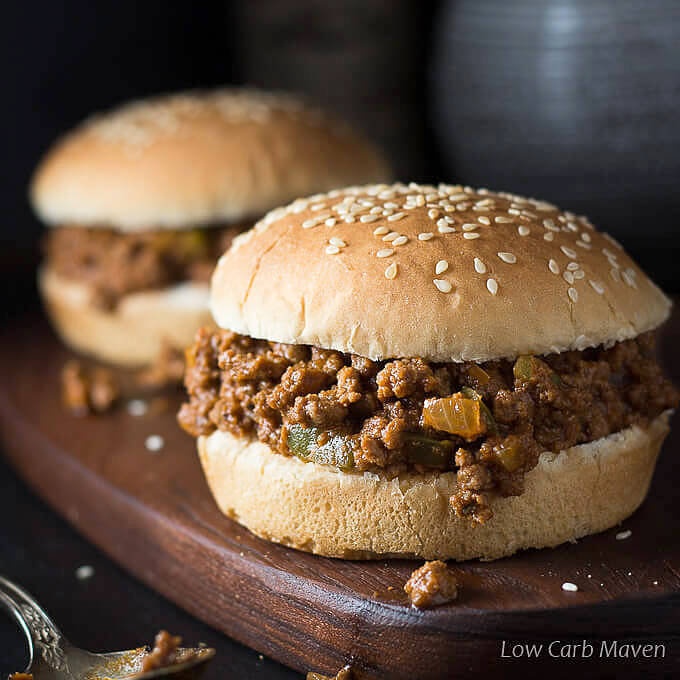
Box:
[508, 208, 521, 216]
[384, 201, 399, 209]
[461, 223, 478, 231]
[145, 434, 164, 452]
[360, 214, 379, 223]
[549, 259, 559, 274]
[486, 278, 499, 295]
[563, 271, 575, 284]
[385, 262, 398, 280]
[127, 399, 148, 416]
[522, 210, 537, 219]
[418, 232, 434, 241]
[544, 232, 554, 241]
[581, 232, 591, 243]
[428, 208, 440, 219]
[302, 218, 319, 229]
[478, 216, 491, 225]
[456, 202, 470, 211]
[438, 224, 455, 233]
[370, 206, 382, 214]
[325, 245, 340, 255]
[376, 248, 394, 258]
[561, 246, 578, 259]
[602, 247, 617, 259]
[388, 212, 406, 222]
[562, 582, 578, 592]
[373, 226, 389, 236]
[382, 209, 394, 216]
[568, 287, 579, 303]
[494, 216, 513, 223]
[566, 222, 579, 232]
[463, 232, 480, 240]
[543, 219, 559, 231]
[325, 218, 336, 227]
[392, 235, 408, 246]
[573, 270, 585, 280]
[518, 225, 530, 236]
[382, 231, 400, 242]
[589, 280, 604, 294]
[433, 279, 452, 293]
[576, 240, 591, 249]
[310, 202, 326, 211]
[497, 252, 517, 264]
[435, 260, 449, 274]
[449, 193, 467, 201]
[616, 529, 632, 540]
[473, 257, 486, 274]
[622, 270, 637, 288]
[567, 262, 580, 271]
[344, 215, 356, 223]
[329, 237, 346, 247]
[76, 565, 95, 580]
[611, 268, 621, 282]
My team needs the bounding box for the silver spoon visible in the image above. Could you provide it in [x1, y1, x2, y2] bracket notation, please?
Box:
[0, 575, 215, 679]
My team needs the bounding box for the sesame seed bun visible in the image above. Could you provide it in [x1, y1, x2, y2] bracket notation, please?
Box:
[30, 90, 392, 231]
[39, 266, 212, 365]
[211, 183, 671, 362]
[197, 411, 672, 560]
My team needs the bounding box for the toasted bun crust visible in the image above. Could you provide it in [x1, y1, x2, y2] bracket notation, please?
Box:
[198, 411, 671, 561]
[39, 267, 212, 366]
[30, 90, 392, 230]
[211, 183, 671, 362]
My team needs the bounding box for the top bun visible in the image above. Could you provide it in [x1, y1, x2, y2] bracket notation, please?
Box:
[30, 90, 392, 231]
[211, 182, 671, 362]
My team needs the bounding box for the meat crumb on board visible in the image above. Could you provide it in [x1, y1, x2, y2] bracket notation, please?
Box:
[404, 560, 459, 608]
[61, 360, 119, 415]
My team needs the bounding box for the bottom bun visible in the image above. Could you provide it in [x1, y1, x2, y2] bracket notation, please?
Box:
[39, 266, 212, 366]
[198, 411, 672, 561]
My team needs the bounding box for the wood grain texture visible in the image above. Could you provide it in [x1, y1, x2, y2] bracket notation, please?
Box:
[1, 313, 679, 679]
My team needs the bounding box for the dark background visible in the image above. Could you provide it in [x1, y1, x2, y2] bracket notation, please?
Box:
[1, 0, 680, 675]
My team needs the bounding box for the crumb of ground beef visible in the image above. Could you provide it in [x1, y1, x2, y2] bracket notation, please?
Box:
[136, 340, 186, 388]
[178, 329, 678, 522]
[404, 560, 459, 608]
[61, 360, 119, 415]
[140, 630, 183, 673]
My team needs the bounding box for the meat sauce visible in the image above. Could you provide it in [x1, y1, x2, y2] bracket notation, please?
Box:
[178, 329, 678, 522]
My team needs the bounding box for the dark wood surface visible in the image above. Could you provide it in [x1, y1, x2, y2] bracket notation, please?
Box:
[1, 314, 680, 679]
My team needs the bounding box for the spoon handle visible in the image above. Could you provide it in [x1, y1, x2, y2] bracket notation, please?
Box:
[0, 575, 68, 673]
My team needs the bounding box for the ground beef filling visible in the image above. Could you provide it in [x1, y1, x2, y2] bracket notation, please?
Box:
[45, 224, 245, 308]
[178, 329, 678, 522]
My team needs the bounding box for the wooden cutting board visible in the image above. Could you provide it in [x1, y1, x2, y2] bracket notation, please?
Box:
[1, 314, 679, 679]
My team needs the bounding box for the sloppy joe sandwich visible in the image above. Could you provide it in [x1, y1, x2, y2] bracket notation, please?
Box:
[30, 90, 391, 365]
[179, 182, 677, 560]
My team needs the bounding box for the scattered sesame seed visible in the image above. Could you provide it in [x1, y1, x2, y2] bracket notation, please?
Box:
[127, 399, 148, 416]
[611, 268, 621, 282]
[344, 215, 356, 223]
[573, 270, 585, 280]
[576, 240, 591, 249]
[384, 201, 399, 209]
[324, 218, 336, 227]
[376, 248, 394, 258]
[360, 214, 379, 223]
[329, 237, 346, 248]
[543, 219, 559, 231]
[76, 565, 95, 580]
[497, 252, 517, 264]
[387, 212, 406, 222]
[370, 206, 382, 214]
[438, 224, 455, 233]
[325, 245, 340, 255]
[428, 208, 439, 219]
[562, 582, 579, 592]
[463, 232, 480, 240]
[544, 232, 554, 241]
[568, 287, 579, 303]
[589, 280, 604, 294]
[302, 218, 319, 229]
[418, 232, 434, 241]
[616, 529, 632, 540]
[462, 223, 478, 231]
[563, 271, 575, 284]
[474, 257, 486, 274]
[561, 246, 578, 259]
[494, 216, 513, 223]
[310, 202, 326, 211]
[392, 235, 408, 246]
[486, 278, 499, 295]
[384, 262, 398, 280]
[435, 260, 449, 274]
[581, 232, 591, 243]
[566, 221, 579, 232]
[518, 225, 530, 236]
[433, 279, 452, 293]
[478, 216, 491, 225]
[508, 208, 521, 216]
[566, 262, 579, 271]
[622, 270, 637, 288]
[382, 209, 394, 216]
[373, 226, 389, 236]
[382, 231, 400, 242]
[145, 434, 164, 452]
